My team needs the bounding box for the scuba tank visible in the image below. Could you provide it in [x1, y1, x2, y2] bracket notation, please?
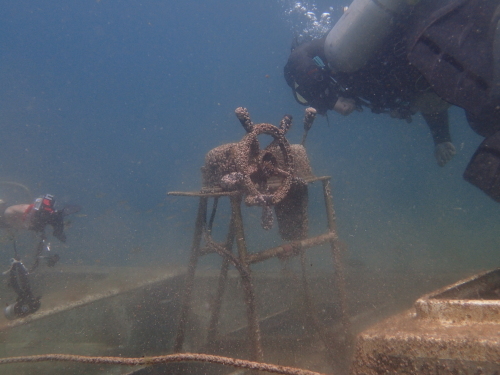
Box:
[324, 0, 413, 72]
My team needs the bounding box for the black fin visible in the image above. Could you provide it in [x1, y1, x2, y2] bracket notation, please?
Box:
[61, 205, 82, 216]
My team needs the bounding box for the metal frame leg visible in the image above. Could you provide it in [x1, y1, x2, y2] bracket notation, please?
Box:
[174, 197, 208, 353]
[206, 216, 236, 344]
[322, 179, 350, 339]
[230, 195, 263, 361]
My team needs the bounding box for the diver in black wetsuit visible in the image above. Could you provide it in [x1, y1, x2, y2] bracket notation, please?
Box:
[285, 0, 500, 202]
[1, 194, 71, 243]
[284, 33, 456, 167]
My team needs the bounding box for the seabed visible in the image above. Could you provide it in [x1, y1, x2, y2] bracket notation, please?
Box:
[0, 263, 474, 375]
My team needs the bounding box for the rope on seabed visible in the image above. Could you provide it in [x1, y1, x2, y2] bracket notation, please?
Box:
[0, 352, 329, 375]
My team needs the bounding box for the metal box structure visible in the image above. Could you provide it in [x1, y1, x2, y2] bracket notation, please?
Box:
[351, 269, 500, 374]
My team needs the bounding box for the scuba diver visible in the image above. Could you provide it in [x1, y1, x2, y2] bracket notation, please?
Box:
[284, 0, 500, 202]
[1, 194, 81, 319]
[2, 194, 70, 242]
[284, 22, 456, 168]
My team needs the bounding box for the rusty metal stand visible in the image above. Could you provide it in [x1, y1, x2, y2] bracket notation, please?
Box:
[169, 176, 349, 363]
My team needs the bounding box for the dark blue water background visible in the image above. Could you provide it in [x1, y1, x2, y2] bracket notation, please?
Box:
[0, 0, 498, 278]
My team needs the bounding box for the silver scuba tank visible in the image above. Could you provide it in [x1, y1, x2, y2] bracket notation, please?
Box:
[325, 0, 413, 73]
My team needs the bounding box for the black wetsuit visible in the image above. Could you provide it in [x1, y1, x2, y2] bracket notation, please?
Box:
[407, 0, 500, 201]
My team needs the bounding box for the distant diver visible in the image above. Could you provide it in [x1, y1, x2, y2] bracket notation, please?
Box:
[0, 194, 81, 319]
[284, 0, 500, 201]
[1, 194, 80, 243]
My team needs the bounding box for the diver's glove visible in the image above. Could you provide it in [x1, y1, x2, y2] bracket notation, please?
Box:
[333, 97, 358, 116]
[434, 142, 456, 167]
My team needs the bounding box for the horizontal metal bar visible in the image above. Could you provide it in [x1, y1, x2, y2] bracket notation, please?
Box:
[168, 176, 331, 197]
[247, 232, 337, 264]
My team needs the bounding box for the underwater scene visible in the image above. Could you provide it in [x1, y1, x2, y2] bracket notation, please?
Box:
[0, 0, 499, 374]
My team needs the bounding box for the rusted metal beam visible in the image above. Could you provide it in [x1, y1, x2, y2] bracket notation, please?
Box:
[246, 232, 336, 264]
[322, 179, 351, 346]
[230, 195, 263, 362]
[206, 209, 237, 344]
[167, 176, 332, 198]
[173, 197, 208, 353]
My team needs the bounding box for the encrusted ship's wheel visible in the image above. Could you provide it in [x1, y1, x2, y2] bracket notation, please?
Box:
[235, 123, 294, 207]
